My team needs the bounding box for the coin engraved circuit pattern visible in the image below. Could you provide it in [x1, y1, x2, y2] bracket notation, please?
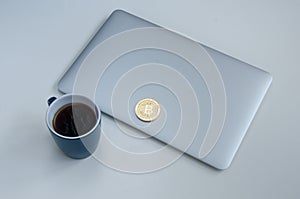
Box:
[135, 98, 161, 122]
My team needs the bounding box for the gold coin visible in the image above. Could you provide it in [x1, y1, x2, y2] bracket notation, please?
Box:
[135, 98, 160, 122]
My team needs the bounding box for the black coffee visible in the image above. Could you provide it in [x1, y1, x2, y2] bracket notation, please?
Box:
[53, 103, 97, 137]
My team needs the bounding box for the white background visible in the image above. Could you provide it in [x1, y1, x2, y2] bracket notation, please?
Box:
[0, 0, 299, 198]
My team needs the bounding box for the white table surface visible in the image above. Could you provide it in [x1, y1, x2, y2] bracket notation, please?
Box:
[0, 0, 299, 198]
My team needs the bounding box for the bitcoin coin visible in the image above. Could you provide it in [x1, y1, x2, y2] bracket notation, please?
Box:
[135, 98, 160, 122]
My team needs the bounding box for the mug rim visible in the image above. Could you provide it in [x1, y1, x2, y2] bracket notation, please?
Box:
[46, 94, 101, 140]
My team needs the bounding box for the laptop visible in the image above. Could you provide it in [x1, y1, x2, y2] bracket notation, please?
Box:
[58, 10, 272, 169]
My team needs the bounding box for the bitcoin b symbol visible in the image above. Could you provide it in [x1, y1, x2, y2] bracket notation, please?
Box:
[135, 98, 160, 122]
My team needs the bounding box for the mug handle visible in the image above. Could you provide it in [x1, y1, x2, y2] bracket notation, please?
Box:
[47, 97, 57, 106]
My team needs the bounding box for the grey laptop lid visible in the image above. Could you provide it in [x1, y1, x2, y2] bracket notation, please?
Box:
[58, 10, 272, 169]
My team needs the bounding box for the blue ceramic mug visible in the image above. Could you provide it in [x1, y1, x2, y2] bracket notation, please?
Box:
[46, 94, 101, 159]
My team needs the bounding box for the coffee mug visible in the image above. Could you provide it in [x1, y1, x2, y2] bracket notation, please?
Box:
[46, 94, 101, 159]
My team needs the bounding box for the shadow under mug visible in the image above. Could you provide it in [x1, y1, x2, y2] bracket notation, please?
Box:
[46, 94, 101, 159]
